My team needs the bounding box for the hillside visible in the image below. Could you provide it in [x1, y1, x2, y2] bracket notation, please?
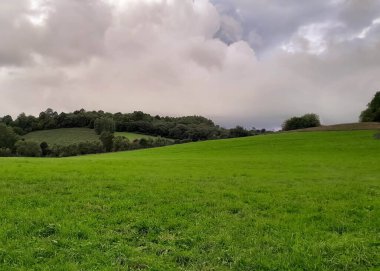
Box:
[23, 128, 156, 146]
[115, 132, 157, 141]
[0, 131, 379, 270]
[296, 122, 380, 132]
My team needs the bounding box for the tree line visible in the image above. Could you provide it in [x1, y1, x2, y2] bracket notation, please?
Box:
[0, 109, 264, 140]
[0, 109, 267, 157]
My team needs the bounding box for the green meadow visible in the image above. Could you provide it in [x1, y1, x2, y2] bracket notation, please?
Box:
[114, 132, 157, 141]
[0, 131, 379, 270]
[23, 128, 153, 146]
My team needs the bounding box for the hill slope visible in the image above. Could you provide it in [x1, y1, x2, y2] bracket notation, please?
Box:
[1, 131, 379, 270]
[23, 128, 155, 145]
[23, 128, 100, 145]
[296, 122, 380, 131]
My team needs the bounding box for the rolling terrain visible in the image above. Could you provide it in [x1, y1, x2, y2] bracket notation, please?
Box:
[0, 131, 379, 270]
[23, 128, 154, 145]
[296, 122, 380, 132]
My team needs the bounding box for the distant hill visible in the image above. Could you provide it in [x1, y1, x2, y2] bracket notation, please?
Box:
[296, 122, 380, 132]
[23, 128, 155, 146]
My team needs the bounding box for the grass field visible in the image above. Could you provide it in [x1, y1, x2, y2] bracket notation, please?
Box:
[0, 131, 379, 270]
[23, 128, 154, 145]
[115, 132, 156, 141]
[296, 122, 380, 132]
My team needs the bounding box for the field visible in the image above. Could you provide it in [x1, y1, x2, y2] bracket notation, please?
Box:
[0, 131, 379, 270]
[23, 128, 153, 145]
[115, 132, 157, 141]
[296, 122, 380, 132]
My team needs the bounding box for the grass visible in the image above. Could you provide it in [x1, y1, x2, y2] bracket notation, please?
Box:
[23, 128, 155, 146]
[297, 122, 380, 131]
[23, 128, 100, 145]
[114, 132, 157, 141]
[0, 131, 379, 270]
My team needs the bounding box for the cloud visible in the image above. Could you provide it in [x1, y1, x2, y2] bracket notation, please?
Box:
[0, 0, 379, 129]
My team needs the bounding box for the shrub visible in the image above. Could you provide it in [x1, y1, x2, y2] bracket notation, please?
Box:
[282, 113, 321, 131]
[0, 148, 12, 157]
[77, 141, 104, 155]
[112, 136, 130, 152]
[15, 140, 41, 157]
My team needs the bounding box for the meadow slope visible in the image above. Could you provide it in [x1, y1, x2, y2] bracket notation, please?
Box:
[0, 131, 379, 270]
[23, 128, 154, 146]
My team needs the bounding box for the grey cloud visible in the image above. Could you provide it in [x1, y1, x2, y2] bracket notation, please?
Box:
[0, 0, 379, 129]
[212, 0, 380, 56]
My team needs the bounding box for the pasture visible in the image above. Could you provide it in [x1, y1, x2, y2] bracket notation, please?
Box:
[0, 131, 379, 270]
[23, 128, 153, 146]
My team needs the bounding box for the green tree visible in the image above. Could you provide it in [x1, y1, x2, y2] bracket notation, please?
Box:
[1, 115, 13, 125]
[282, 113, 321, 131]
[15, 141, 41, 157]
[99, 131, 114, 152]
[360, 91, 380, 122]
[112, 136, 130, 152]
[0, 123, 19, 150]
[94, 117, 115, 135]
[40, 142, 50, 157]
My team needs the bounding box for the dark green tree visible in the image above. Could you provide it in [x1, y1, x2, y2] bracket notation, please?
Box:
[282, 113, 321, 131]
[112, 136, 130, 152]
[229, 126, 251, 138]
[15, 141, 41, 157]
[99, 131, 114, 152]
[94, 117, 115, 135]
[0, 123, 19, 150]
[360, 92, 380, 122]
[1, 115, 13, 125]
[40, 142, 50, 157]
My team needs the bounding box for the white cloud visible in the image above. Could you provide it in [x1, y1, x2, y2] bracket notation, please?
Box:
[0, 0, 379, 128]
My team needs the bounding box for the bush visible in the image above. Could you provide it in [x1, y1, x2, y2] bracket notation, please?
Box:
[282, 113, 321, 131]
[77, 141, 104, 155]
[15, 140, 41, 157]
[0, 148, 12, 157]
[112, 136, 130, 152]
[229, 126, 251, 138]
[50, 141, 104, 157]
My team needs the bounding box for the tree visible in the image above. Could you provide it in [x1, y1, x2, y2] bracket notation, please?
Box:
[38, 108, 58, 129]
[94, 117, 115, 135]
[0, 123, 19, 150]
[229, 126, 251, 138]
[99, 131, 114, 152]
[1, 115, 13, 126]
[40, 142, 50, 157]
[112, 136, 130, 152]
[15, 141, 41, 157]
[360, 91, 380, 122]
[282, 113, 321, 131]
[0, 148, 12, 157]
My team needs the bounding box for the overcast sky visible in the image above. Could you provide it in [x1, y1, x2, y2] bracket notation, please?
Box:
[0, 0, 379, 128]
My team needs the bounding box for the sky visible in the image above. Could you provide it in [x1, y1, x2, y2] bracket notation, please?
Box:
[0, 0, 379, 129]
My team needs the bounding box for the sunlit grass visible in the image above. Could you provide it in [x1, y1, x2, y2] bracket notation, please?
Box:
[0, 131, 379, 270]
